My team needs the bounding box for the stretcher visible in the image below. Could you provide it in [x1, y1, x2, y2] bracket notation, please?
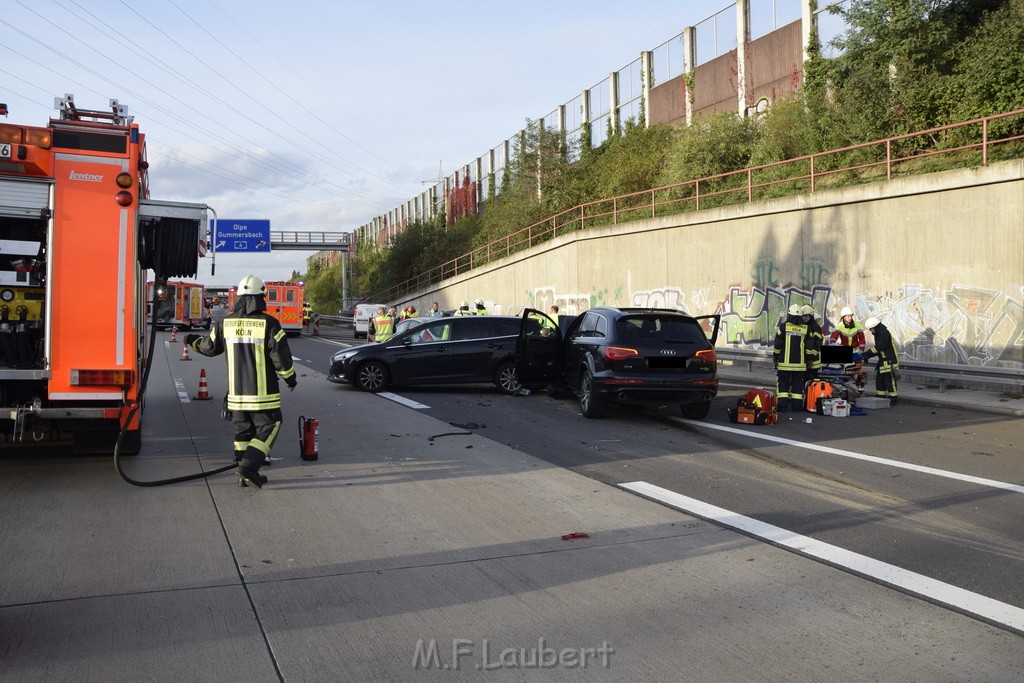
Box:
[818, 344, 867, 398]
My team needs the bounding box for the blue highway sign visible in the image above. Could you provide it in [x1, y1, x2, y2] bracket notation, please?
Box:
[213, 219, 271, 253]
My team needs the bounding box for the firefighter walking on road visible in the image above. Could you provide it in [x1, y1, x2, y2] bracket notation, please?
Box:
[862, 317, 900, 405]
[186, 274, 298, 489]
[773, 304, 813, 413]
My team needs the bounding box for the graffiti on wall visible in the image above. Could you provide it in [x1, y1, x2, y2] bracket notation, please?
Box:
[629, 285, 714, 313]
[529, 287, 591, 316]
[716, 282, 1022, 366]
[492, 281, 1023, 367]
[717, 284, 833, 345]
[859, 284, 1023, 367]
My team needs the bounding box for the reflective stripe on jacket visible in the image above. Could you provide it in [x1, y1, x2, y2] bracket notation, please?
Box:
[806, 319, 823, 370]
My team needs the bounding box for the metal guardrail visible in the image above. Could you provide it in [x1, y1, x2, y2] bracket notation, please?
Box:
[717, 348, 1024, 394]
[311, 315, 352, 326]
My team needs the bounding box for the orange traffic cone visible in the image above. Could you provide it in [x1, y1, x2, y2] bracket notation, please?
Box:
[194, 368, 212, 400]
[170, 326, 178, 343]
[180, 343, 192, 361]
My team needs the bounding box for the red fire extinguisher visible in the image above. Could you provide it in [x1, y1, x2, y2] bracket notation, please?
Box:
[298, 415, 319, 461]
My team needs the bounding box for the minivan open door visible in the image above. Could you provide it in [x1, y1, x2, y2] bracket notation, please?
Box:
[516, 309, 564, 387]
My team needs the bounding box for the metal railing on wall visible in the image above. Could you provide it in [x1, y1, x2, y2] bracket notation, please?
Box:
[357, 0, 816, 247]
[369, 107, 1024, 304]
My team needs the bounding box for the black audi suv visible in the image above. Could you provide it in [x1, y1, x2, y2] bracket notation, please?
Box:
[516, 307, 720, 418]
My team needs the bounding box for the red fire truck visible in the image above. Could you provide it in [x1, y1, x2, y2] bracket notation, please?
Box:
[147, 280, 211, 330]
[226, 280, 305, 336]
[0, 96, 207, 452]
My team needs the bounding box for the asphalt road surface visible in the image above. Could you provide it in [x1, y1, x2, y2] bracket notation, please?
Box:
[300, 324, 1024, 618]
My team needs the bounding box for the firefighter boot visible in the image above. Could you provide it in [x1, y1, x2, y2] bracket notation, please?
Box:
[238, 452, 267, 489]
[239, 467, 267, 489]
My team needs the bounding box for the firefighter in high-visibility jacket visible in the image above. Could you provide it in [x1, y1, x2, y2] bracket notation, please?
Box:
[373, 310, 395, 342]
[829, 306, 866, 352]
[186, 275, 297, 490]
[861, 317, 900, 404]
[802, 304, 823, 383]
[773, 304, 815, 412]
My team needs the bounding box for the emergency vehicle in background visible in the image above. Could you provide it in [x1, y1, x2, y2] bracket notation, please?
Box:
[147, 279, 212, 330]
[227, 280, 305, 336]
[0, 96, 208, 452]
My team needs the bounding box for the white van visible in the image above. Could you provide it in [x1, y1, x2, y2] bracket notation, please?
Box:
[353, 303, 385, 339]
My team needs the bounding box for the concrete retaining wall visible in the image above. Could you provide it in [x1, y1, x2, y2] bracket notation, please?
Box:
[401, 160, 1024, 368]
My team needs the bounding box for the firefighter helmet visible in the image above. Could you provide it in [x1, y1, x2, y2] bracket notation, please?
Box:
[864, 316, 881, 330]
[237, 274, 265, 296]
[801, 304, 815, 316]
[840, 306, 854, 318]
[787, 304, 801, 316]
[460, 300, 469, 307]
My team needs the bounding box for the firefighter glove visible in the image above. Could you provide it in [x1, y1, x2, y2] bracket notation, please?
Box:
[184, 334, 200, 347]
[286, 377, 298, 390]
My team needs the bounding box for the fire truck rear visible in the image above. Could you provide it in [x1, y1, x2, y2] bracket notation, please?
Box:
[0, 96, 207, 452]
[226, 280, 305, 336]
[148, 279, 211, 330]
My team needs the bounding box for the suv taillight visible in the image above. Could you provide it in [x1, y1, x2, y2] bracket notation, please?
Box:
[694, 349, 717, 364]
[604, 346, 639, 361]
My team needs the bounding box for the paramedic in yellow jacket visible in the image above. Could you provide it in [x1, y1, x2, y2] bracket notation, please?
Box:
[186, 275, 297, 489]
[773, 304, 814, 413]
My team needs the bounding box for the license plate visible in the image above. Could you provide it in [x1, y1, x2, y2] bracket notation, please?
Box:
[0, 143, 11, 159]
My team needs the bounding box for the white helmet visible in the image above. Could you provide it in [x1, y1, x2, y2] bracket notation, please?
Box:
[840, 306, 854, 318]
[787, 304, 801, 316]
[801, 304, 815, 316]
[460, 300, 469, 307]
[474, 298, 484, 306]
[864, 316, 881, 330]
[237, 274, 265, 295]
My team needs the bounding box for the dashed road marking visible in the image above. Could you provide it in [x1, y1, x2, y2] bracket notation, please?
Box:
[378, 392, 430, 410]
[620, 480, 1024, 635]
[676, 419, 1024, 495]
[174, 377, 190, 403]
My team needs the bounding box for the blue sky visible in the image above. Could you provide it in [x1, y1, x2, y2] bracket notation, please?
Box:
[2, 0, 837, 288]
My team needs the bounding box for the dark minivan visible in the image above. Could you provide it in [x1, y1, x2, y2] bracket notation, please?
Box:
[516, 307, 720, 418]
[328, 315, 537, 394]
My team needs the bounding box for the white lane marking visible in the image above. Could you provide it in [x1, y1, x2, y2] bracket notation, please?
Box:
[378, 392, 430, 410]
[620, 480, 1024, 635]
[677, 419, 1024, 495]
[174, 377, 191, 403]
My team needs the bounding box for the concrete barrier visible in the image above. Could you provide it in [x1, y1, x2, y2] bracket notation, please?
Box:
[395, 160, 1024, 369]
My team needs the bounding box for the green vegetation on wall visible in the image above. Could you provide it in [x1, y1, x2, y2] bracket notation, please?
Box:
[306, 0, 1023, 307]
